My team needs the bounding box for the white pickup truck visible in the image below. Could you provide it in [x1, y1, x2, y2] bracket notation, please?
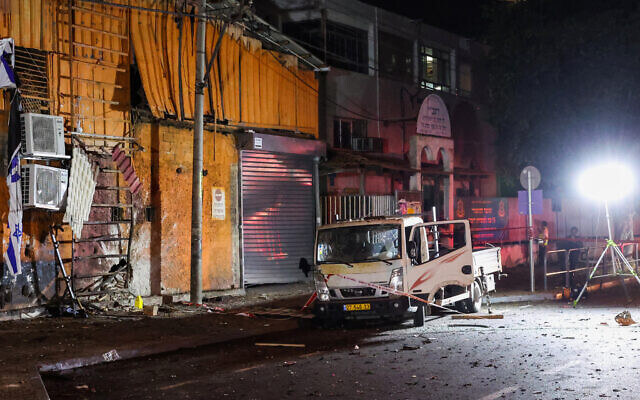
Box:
[309, 216, 502, 327]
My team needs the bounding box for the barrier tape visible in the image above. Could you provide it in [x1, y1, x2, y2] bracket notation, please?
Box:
[306, 273, 460, 313]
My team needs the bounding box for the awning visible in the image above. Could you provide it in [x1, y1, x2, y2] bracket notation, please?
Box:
[320, 149, 416, 175]
[420, 166, 493, 177]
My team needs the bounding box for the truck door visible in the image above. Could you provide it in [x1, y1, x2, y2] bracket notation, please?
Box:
[406, 220, 474, 297]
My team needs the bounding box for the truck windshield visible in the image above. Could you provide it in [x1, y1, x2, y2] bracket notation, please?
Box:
[316, 224, 401, 264]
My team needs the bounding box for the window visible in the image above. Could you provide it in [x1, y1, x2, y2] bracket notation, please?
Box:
[333, 118, 367, 149]
[409, 222, 466, 264]
[458, 63, 472, 96]
[282, 20, 369, 74]
[378, 31, 413, 82]
[317, 224, 401, 264]
[14, 46, 50, 114]
[420, 46, 450, 92]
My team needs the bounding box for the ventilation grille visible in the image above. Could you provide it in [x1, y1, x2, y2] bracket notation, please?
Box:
[14, 46, 49, 114]
[21, 166, 29, 202]
[30, 116, 57, 153]
[35, 168, 60, 206]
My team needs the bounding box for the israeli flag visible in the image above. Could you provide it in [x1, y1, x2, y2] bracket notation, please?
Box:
[0, 40, 16, 90]
[4, 91, 22, 276]
[4, 151, 22, 275]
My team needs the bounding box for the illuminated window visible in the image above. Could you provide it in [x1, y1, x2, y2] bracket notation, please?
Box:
[420, 46, 450, 92]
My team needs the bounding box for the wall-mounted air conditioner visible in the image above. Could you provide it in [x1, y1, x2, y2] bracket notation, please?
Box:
[21, 164, 68, 210]
[20, 113, 66, 158]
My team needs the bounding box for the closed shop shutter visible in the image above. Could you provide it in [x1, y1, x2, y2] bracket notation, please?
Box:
[241, 150, 315, 284]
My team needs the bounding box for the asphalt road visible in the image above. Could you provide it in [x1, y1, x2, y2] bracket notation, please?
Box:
[43, 299, 640, 400]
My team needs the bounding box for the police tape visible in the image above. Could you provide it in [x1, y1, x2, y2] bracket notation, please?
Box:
[301, 273, 460, 313]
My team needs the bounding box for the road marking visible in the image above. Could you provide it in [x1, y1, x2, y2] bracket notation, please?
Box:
[478, 386, 518, 400]
[542, 360, 581, 375]
[159, 379, 199, 391]
[234, 364, 266, 373]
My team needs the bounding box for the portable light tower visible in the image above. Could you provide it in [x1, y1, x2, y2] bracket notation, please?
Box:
[573, 162, 640, 306]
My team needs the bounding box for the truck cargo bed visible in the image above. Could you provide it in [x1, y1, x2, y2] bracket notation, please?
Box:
[472, 247, 502, 275]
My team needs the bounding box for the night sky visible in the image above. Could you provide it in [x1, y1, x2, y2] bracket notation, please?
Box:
[359, 0, 497, 38]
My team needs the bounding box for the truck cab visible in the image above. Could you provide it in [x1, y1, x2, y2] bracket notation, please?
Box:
[311, 216, 502, 327]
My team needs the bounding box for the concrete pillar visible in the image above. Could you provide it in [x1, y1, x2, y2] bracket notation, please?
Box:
[445, 172, 455, 220]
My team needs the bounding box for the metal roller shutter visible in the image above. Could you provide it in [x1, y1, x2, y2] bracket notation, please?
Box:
[241, 150, 315, 284]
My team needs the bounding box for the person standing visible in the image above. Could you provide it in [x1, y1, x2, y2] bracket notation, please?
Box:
[537, 221, 549, 267]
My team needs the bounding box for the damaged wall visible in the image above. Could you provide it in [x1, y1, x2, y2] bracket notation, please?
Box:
[0, 0, 319, 309]
[130, 1, 318, 135]
[129, 122, 239, 296]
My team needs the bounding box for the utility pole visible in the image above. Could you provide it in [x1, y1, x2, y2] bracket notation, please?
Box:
[191, 0, 207, 304]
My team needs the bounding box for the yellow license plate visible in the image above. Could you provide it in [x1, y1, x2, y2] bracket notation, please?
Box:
[344, 303, 371, 311]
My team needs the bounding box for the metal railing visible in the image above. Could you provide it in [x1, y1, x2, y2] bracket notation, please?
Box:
[543, 242, 640, 290]
[321, 195, 396, 225]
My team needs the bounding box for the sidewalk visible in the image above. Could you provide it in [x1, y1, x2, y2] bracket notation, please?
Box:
[0, 285, 314, 400]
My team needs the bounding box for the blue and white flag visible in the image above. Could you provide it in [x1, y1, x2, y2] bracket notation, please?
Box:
[0, 40, 16, 90]
[4, 92, 22, 276]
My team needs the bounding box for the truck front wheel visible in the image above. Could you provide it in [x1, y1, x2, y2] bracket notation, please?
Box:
[464, 280, 483, 313]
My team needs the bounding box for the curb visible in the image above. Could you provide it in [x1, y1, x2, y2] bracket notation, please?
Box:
[33, 318, 298, 399]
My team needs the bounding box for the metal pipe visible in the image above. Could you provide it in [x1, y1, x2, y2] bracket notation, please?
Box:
[190, 0, 207, 304]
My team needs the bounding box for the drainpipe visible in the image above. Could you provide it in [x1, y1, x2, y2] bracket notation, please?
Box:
[191, 0, 206, 304]
[314, 156, 321, 227]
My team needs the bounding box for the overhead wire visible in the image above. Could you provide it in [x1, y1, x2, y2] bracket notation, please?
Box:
[76, 0, 421, 123]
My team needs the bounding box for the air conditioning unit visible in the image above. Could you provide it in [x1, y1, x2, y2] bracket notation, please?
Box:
[20, 113, 66, 158]
[21, 164, 68, 210]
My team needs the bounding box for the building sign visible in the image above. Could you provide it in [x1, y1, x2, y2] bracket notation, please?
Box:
[417, 94, 451, 137]
[455, 197, 509, 242]
[212, 187, 225, 220]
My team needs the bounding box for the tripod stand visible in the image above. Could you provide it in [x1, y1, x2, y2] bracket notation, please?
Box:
[573, 200, 640, 306]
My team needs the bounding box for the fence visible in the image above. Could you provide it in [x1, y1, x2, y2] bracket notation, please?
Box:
[543, 242, 640, 290]
[321, 195, 396, 225]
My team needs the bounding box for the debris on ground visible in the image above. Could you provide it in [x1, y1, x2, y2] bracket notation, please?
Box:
[254, 342, 306, 348]
[282, 361, 296, 366]
[448, 324, 490, 328]
[451, 314, 504, 320]
[143, 305, 158, 317]
[236, 312, 256, 318]
[402, 344, 421, 351]
[615, 310, 635, 326]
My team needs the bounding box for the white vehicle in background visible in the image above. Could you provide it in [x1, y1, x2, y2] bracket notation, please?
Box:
[307, 216, 502, 327]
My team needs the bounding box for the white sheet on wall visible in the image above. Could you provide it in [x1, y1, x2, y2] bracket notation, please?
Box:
[63, 147, 97, 239]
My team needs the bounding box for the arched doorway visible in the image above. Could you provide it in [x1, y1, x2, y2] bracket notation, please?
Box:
[422, 148, 449, 220]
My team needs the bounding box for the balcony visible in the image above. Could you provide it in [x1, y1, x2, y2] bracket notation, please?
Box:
[351, 137, 384, 153]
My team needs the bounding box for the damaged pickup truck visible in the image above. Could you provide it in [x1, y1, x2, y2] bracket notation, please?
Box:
[308, 216, 502, 327]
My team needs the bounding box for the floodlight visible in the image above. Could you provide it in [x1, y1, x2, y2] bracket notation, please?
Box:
[577, 162, 634, 201]
[573, 162, 640, 306]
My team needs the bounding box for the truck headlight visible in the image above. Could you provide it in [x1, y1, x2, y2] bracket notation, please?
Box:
[389, 267, 403, 291]
[314, 270, 330, 302]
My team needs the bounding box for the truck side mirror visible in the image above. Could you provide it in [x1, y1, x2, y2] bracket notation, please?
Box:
[299, 258, 311, 277]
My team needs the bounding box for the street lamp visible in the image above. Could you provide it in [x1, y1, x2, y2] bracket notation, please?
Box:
[573, 162, 639, 306]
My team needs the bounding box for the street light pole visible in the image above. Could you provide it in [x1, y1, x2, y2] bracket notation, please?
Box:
[191, 0, 207, 304]
[528, 170, 535, 292]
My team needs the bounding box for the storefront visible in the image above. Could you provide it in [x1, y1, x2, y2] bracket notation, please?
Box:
[238, 132, 325, 285]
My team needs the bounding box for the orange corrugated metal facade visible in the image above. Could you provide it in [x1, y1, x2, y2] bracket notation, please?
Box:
[0, 0, 318, 136]
[131, 1, 318, 134]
